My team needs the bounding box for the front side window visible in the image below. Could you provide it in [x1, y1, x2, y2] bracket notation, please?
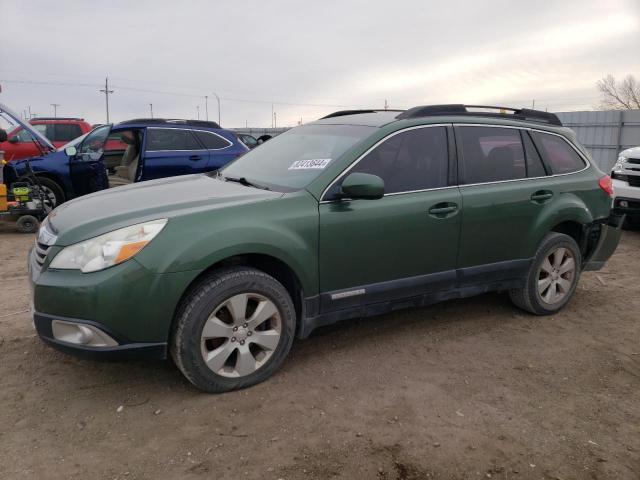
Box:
[78, 125, 111, 161]
[346, 126, 449, 194]
[146, 128, 201, 151]
[532, 132, 586, 174]
[458, 126, 526, 184]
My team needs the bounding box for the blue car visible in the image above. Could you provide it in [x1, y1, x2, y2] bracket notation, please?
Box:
[3, 118, 249, 207]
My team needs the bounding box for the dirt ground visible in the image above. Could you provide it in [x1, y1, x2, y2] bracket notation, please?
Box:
[0, 224, 638, 480]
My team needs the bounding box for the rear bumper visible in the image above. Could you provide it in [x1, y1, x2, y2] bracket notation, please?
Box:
[583, 214, 624, 272]
[34, 312, 167, 361]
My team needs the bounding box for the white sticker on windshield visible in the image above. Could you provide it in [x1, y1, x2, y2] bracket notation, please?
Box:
[288, 158, 332, 170]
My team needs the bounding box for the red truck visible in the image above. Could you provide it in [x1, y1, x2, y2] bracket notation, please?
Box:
[0, 117, 92, 161]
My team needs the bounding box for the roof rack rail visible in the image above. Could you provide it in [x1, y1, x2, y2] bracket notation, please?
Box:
[321, 109, 404, 120]
[30, 117, 85, 121]
[118, 118, 221, 129]
[396, 104, 562, 126]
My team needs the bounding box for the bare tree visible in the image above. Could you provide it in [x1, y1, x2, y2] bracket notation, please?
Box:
[597, 74, 640, 110]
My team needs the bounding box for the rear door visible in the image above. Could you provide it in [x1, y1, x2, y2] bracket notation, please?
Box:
[69, 124, 110, 196]
[142, 127, 208, 180]
[318, 125, 461, 312]
[455, 125, 551, 283]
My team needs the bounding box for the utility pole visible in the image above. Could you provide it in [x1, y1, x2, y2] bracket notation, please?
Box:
[384, 99, 389, 110]
[196, 105, 200, 120]
[271, 104, 274, 128]
[99, 77, 114, 123]
[51, 103, 60, 117]
[204, 95, 209, 121]
[149, 103, 153, 118]
[273, 111, 277, 128]
[211, 92, 221, 125]
[532, 99, 535, 109]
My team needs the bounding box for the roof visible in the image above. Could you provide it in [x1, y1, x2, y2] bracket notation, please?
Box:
[116, 118, 222, 129]
[313, 110, 402, 127]
[314, 104, 563, 129]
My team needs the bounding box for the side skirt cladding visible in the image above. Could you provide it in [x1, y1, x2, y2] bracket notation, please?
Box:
[299, 258, 531, 338]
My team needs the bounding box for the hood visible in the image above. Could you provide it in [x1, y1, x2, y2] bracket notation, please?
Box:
[620, 146, 640, 159]
[47, 174, 282, 245]
[0, 103, 54, 151]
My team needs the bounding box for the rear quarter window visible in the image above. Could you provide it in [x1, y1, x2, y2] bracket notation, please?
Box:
[193, 130, 232, 150]
[532, 132, 586, 174]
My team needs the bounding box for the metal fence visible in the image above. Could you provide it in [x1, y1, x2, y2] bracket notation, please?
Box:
[556, 109, 640, 171]
[232, 127, 289, 138]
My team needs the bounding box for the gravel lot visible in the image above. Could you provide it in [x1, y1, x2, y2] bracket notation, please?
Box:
[0, 224, 638, 480]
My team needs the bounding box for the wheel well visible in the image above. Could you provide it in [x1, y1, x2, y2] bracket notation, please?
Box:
[19, 172, 66, 200]
[551, 221, 585, 252]
[175, 254, 304, 335]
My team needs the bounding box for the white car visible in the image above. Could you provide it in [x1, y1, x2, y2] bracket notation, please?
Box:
[612, 146, 640, 228]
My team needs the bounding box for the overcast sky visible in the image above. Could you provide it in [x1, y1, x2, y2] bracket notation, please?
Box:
[1, 0, 638, 128]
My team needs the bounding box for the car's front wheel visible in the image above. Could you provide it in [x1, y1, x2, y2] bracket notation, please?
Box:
[509, 232, 582, 315]
[171, 267, 296, 393]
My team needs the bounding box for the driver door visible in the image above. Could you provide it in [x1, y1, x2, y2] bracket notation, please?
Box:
[69, 125, 110, 196]
[318, 125, 461, 312]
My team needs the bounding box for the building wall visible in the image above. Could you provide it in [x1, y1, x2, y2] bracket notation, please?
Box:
[556, 109, 640, 171]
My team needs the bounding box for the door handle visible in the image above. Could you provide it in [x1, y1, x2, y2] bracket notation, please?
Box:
[189, 155, 202, 161]
[530, 190, 553, 203]
[428, 202, 458, 218]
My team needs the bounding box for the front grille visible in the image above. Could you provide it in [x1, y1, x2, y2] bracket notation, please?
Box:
[34, 241, 51, 267]
[627, 157, 640, 165]
[628, 176, 640, 188]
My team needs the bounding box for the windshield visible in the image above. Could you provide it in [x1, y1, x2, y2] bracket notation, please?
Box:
[220, 124, 375, 190]
[58, 131, 90, 151]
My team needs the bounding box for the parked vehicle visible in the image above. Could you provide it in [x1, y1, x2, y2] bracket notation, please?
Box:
[29, 104, 622, 393]
[0, 117, 92, 161]
[611, 145, 640, 228]
[3, 118, 249, 208]
[236, 133, 259, 149]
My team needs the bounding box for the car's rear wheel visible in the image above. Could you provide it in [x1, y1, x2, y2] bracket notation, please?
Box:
[171, 267, 296, 393]
[509, 232, 581, 315]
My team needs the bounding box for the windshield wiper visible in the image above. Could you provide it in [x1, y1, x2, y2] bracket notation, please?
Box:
[222, 175, 270, 191]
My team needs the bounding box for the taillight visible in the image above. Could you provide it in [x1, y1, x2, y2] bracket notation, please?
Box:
[598, 175, 614, 197]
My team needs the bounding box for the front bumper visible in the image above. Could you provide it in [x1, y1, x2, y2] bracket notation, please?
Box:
[34, 312, 166, 360]
[583, 214, 624, 271]
[29, 248, 201, 359]
[612, 178, 640, 215]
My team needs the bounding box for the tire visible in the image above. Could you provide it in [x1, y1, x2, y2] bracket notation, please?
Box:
[16, 215, 39, 234]
[171, 267, 296, 393]
[509, 232, 582, 315]
[18, 176, 65, 210]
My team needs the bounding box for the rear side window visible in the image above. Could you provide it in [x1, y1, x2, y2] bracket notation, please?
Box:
[458, 127, 526, 183]
[146, 128, 201, 151]
[532, 132, 586, 174]
[522, 131, 547, 178]
[193, 130, 231, 150]
[349, 126, 449, 194]
[52, 124, 82, 142]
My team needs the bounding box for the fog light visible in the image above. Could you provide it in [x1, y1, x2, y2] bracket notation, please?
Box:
[51, 320, 118, 347]
[619, 200, 629, 208]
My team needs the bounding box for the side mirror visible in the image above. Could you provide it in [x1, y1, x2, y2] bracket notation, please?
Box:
[0, 128, 7, 142]
[340, 172, 385, 200]
[65, 146, 77, 157]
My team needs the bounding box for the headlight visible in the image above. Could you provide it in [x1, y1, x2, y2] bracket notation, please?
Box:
[612, 155, 627, 172]
[49, 219, 167, 273]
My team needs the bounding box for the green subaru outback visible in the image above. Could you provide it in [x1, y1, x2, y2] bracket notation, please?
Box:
[29, 105, 622, 392]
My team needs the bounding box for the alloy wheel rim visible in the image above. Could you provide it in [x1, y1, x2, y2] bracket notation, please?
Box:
[40, 186, 57, 210]
[537, 247, 576, 305]
[200, 293, 282, 378]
